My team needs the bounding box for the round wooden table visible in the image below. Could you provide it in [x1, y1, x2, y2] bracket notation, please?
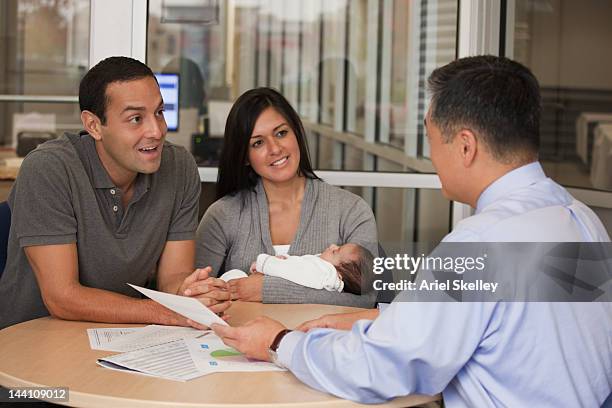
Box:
[0, 302, 439, 407]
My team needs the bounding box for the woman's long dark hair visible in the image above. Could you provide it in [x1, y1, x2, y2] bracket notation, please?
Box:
[216, 87, 319, 199]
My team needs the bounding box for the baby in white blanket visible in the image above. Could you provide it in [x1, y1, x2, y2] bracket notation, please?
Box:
[221, 243, 373, 294]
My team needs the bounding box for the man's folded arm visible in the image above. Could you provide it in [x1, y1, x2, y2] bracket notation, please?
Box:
[25, 243, 188, 325]
[156, 239, 196, 294]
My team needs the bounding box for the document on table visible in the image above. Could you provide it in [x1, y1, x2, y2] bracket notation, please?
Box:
[87, 327, 139, 351]
[98, 339, 203, 381]
[88, 325, 207, 352]
[97, 333, 283, 381]
[128, 284, 228, 327]
[109, 325, 207, 352]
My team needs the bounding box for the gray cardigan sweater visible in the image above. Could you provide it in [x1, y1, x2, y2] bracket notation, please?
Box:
[196, 178, 378, 307]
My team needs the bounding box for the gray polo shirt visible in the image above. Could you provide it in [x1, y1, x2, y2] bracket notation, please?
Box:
[0, 132, 200, 329]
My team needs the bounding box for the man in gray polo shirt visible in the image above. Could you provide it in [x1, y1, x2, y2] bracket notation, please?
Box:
[0, 57, 230, 329]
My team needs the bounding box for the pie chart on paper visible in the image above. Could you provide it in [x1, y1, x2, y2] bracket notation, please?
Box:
[210, 348, 250, 363]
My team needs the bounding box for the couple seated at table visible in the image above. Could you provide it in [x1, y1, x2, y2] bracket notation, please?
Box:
[0, 56, 379, 331]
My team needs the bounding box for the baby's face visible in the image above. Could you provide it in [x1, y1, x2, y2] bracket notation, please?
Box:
[320, 243, 359, 265]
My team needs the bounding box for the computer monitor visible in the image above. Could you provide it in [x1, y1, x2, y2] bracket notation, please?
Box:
[154, 73, 180, 131]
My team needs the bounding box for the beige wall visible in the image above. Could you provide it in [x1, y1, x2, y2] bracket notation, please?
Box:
[524, 0, 612, 90]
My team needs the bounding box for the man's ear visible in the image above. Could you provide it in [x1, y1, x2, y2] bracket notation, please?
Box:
[81, 110, 103, 141]
[456, 129, 478, 167]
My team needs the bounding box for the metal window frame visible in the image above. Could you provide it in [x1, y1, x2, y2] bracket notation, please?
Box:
[198, 167, 442, 189]
[450, 0, 503, 225]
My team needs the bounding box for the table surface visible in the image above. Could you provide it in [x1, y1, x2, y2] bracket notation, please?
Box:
[0, 302, 439, 408]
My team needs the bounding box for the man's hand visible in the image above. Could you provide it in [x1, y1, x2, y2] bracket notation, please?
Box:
[156, 306, 201, 327]
[211, 317, 287, 361]
[177, 267, 213, 294]
[181, 267, 232, 314]
[228, 272, 264, 302]
[296, 309, 380, 332]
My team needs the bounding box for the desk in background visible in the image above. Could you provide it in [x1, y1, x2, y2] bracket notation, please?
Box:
[0, 150, 21, 202]
[591, 124, 612, 190]
[576, 112, 612, 165]
[0, 302, 440, 407]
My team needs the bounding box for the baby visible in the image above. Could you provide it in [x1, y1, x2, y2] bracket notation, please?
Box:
[221, 243, 374, 294]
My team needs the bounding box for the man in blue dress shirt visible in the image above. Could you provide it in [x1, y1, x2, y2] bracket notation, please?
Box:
[211, 56, 612, 407]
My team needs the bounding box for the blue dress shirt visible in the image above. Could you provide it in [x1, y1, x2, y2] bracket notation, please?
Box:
[278, 162, 612, 407]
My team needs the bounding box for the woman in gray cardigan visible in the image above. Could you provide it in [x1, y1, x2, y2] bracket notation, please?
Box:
[196, 88, 378, 308]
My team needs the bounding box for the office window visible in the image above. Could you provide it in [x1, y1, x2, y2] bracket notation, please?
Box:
[374, 186, 450, 247]
[345, 0, 367, 136]
[511, 0, 612, 194]
[147, 0, 459, 243]
[267, 0, 283, 92]
[147, 0, 457, 167]
[298, 1, 321, 122]
[279, 1, 300, 109]
[319, 0, 345, 127]
[0, 0, 90, 148]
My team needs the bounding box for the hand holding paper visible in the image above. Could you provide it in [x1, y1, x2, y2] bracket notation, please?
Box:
[129, 284, 229, 327]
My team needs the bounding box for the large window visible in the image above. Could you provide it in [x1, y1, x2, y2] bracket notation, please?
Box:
[0, 0, 90, 148]
[147, 0, 459, 246]
[147, 0, 457, 168]
[510, 0, 612, 194]
[0, 1, 609, 243]
[0, 1, 608, 243]
[508, 0, 612, 234]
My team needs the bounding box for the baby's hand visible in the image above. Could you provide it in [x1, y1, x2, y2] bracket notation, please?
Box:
[274, 255, 288, 259]
[249, 261, 257, 273]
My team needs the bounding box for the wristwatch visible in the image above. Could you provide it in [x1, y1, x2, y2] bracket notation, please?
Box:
[267, 329, 292, 368]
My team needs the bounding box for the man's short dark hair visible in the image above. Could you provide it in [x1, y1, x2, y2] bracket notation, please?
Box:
[336, 246, 374, 295]
[427, 55, 541, 163]
[79, 56, 156, 124]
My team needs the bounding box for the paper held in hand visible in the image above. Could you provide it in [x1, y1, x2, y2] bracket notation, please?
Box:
[128, 284, 229, 327]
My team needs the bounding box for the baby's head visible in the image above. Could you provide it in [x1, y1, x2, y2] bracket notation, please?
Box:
[320, 243, 374, 294]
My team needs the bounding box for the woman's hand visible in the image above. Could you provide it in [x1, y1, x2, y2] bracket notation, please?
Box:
[229, 272, 264, 302]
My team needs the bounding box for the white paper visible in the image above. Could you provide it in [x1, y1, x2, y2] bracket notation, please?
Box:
[128, 284, 228, 327]
[185, 334, 285, 373]
[101, 325, 208, 352]
[97, 334, 283, 382]
[97, 359, 171, 380]
[97, 339, 202, 381]
[87, 327, 139, 350]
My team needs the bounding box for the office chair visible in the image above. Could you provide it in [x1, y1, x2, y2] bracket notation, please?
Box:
[0, 201, 10, 278]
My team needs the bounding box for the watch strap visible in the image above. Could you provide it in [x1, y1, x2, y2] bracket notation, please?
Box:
[270, 329, 292, 352]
